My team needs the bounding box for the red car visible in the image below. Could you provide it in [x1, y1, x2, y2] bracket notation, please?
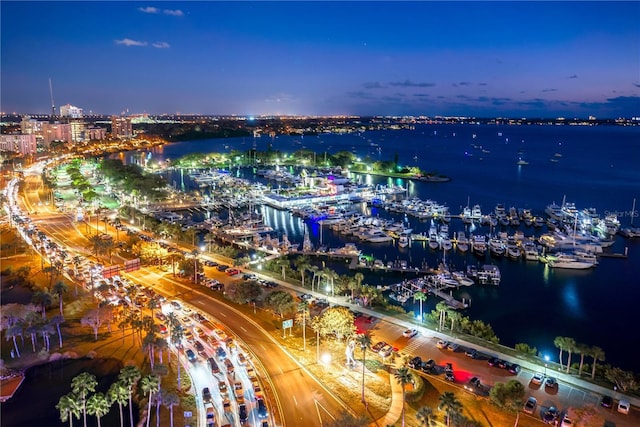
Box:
[225, 268, 240, 276]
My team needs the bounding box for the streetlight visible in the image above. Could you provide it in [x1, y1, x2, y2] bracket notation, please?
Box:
[544, 354, 550, 376]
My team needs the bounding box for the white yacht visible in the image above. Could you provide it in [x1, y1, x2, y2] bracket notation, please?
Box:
[397, 230, 411, 248]
[523, 240, 539, 261]
[455, 231, 469, 253]
[471, 234, 487, 257]
[548, 253, 595, 269]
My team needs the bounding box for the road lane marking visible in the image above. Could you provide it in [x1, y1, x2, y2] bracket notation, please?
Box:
[292, 395, 298, 406]
[240, 326, 247, 333]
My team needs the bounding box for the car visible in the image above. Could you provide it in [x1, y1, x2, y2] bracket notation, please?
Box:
[403, 328, 418, 338]
[560, 415, 573, 427]
[216, 264, 229, 271]
[523, 396, 537, 414]
[447, 342, 459, 352]
[157, 324, 168, 334]
[218, 381, 228, 396]
[205, 403, 215, 426]
[545, 376, 558, 389]
[436, 339, 449, 349]
[464, 348, 478, 359]
[379, 344, 394, 357]
[531, 372, 545, 385]
[496, 359, 508, 369]
[543, 406, 559, 424]
[421, 359, 436, 373]
[238, 403, 248, 423]
[408, 356, 422, 369]
[444, 362, 453, 373]
[222, 398, 231, 413]
[256, 398, 268, 418]
[194, 340, 206, 355]
[487, 357, 499, 367]
[600, 395, 613, 408]
[216, 346, 227, 360]
[444, 371, 455, 382]
[506, 362, 521, 374]
[224, 358, 235, 375]
[185, 349, 196, 362]
[202, 387, 212, 403]
[617, 400, 630, 414]
[226, 268, 240, 276]
[170, 300, 182, 311]
[371, 341, 387, 353]
[464, 376, 481, 391]
[208, 357, 220, 375]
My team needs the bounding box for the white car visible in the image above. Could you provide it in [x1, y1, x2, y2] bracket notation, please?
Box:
[403, 328, 418, 338]
[436, 339, 448, 349]
[379, 344, 394, 357]
[617, 400, 630, 415]
[531, 372, 545, 385]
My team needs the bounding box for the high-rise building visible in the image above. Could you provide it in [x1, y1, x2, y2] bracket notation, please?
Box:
[111, 116, 132, 139]
[86, 126, 107, 141]
[0, 134, 37, 155]
[60, 104, 84, 118]
[20, 116, 42, 135]
[41, 122, 72, 146]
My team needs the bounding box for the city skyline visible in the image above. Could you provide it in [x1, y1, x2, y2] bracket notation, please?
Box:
[1, 1, 639, 118]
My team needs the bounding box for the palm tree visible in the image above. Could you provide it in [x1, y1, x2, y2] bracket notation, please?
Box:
[416, 406, 437, 427]
[71, 372, 98, 427]
[394, 366, 413, 427]
[51, 315, 65, 348]
[108, 380, 130, 427]
[322, 267, 338, 297]
[308, 265, 319, 292]
[6, 323, 23, 358]
[57, 392, 82, 427]
[86, 392, 111, 427]
[143, 333, 157, 369]
[438, 391, 462, 427]
[161, 391, 180, 427]
[590, 346, 605, 380]
[294, 255, 311, 287]
[564, 337, 577, 374]
[32, 290, 53, 319]
[576, 342, 588, 377]
[52, 281, 68, 316]
[276, 256, 290, 280]
[356, 333, 372, 403]
[40, 321, 54, 352]
[553, 336, 566, 370]
[118, 365, 141, 427]
[141, 374, 160, 427]
[414, 291, 427, 322]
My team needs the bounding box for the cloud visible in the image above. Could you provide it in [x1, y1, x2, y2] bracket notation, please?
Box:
[633, 83, 640, 88]
[568, 74, 578, 79]
[164, 9, 184, 16]
[152, 41, 171, 49]
[363, 82, 384, 89]
[138, 6, 159, 14]
[115, 38, 148, 47]
[389, 80, 436, 88]
[541, 88, 558, 93]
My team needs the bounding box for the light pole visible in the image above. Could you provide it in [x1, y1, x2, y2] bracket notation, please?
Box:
[361, 342, 367, 403]
[544, 354, 550, 376]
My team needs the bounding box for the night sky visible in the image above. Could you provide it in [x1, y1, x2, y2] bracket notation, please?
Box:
[1, 1, 639, 118]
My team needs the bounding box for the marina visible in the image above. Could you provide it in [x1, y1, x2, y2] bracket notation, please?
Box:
[117, 122, 640, 371]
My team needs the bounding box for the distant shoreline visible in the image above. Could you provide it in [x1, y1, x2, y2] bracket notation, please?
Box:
[348, 169, 451, 183]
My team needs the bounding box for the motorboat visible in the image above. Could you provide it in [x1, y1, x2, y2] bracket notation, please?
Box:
[489, 237, 506, 257]
[471, 234, 487, 257]
[398, 230, 411, 248]
[548, 253, 595, 269]
[523, 240, 539, 261]
[455, 231, 469, 253]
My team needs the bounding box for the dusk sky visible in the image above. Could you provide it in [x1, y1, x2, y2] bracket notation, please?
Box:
[2, 1, 639, 118]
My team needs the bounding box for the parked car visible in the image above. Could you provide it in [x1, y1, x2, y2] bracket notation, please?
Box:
[545, 376, 558, 389]
[618, 400, 630, 415]
[436, 339, 449, 349]
[464, 348, 478, 359]
[408, 356, 422, 369]
[543, 406, 559, 424]
[421, 359, 436, 373]
[560, 415, 573, 427]
[464, 376, 481, 391]
[600, 395, 613, 408]
[402, 328, 418, 338]
[487, 357, 499, 367]
[531, 372, 545, 385]
[523, 396, 537, 415]
[447, 342, 459, 352]
[379, 344, 394, 358]
[371, 341, 387, 353]
[218, 381, 228, 396]
[186, 349, 196, 362]
[194, 340, 206, 355]
[444, 371, 455, 382]
[208, 357, 220, 375]
[444, 362, 453, 373]
[506, 362, 521, 374]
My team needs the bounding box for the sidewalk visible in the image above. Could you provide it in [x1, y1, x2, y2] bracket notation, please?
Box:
[370, 360, 403, 427]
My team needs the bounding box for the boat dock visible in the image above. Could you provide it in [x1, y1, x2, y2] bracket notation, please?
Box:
[390, 276, 469, 310]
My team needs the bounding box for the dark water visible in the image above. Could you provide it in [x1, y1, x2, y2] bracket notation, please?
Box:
[1, 358, 138, 427]
[122, 124, 640, 372]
